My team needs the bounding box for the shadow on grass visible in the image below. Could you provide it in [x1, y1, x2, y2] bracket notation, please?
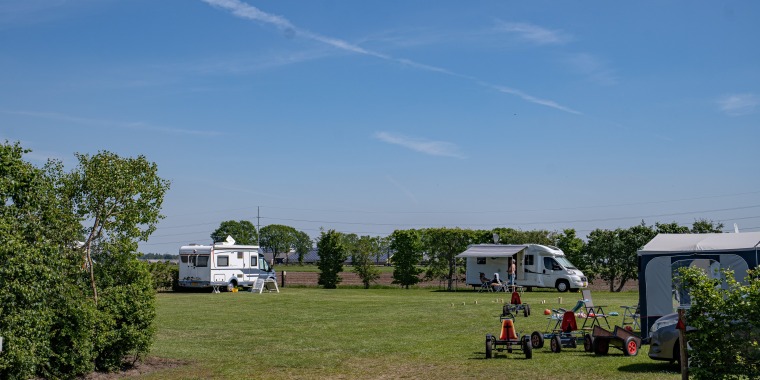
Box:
[468, 351, 533, 361]
[617, 361, 679, 374]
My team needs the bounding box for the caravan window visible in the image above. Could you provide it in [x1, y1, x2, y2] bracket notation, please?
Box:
[189, 255, 209, 267]
[217, 255, 229, 267]
[477, 257, 486, 265]
[237, 252, 243, 259]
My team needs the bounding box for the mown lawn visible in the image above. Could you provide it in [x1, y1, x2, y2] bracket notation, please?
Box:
[144, 288, 681, 380]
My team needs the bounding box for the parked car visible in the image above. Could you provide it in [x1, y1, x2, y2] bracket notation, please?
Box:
[648, 313, 694, 364]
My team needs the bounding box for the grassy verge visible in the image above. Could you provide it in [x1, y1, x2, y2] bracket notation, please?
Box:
[146, 288, 680, 380]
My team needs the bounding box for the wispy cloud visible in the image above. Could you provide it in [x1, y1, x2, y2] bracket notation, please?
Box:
[718, 93, 759, 116]
[1, 109, 222, 136]
[373, 132, 465, 159]
[201, 0, 579, 114]
[565, 53, 617, 86]
[494, 21, 571, 45]
[385, 175, 419, 205]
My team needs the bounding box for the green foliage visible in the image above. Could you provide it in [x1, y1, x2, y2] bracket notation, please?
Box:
[351, 235, 381, 289]
[690, 218, 724, 233]
[293, 230, 313, 266]
[390, 229, 423, 289]
[0, 142, 166, 378]
[92, 241, 156, 371]
[421, 228, 472, 291]
[147, 261, 179, 291]
[488, 227, 557, 245]
[210, 220, 258, 244]
[260, 224, 298, 263]
[584, 223, 656, 292]
[316, 230, 347, 289]
[679, 267, 760, 380]
[555, 228, 590, 277]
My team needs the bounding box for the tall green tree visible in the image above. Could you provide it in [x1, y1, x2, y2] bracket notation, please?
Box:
[210, 220, 258, 244]
[259, 224, 297, 263]
[421, 228, 472, 291]
[316, 230, 347, 289]
[556, 228, 591, 278]
[352, 235, 381, 289]
[68, 151, 169, 304]
[390, 229, 423, 289]
[655, 221, 690, 234]
[293, 230, 313, 266]
[584, 223, 656, 292]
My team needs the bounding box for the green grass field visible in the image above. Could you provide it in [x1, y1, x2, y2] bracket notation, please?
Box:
[145, 288, 681, 380]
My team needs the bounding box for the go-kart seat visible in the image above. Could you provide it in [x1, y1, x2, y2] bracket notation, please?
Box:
[499, 318, 519, 341]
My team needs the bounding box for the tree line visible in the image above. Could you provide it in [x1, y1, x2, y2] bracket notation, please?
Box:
[217, 219, 722, 292]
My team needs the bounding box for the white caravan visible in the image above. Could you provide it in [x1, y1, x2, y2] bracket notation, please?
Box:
[178, 236, 275, 291]
[456, 244, 588, 292]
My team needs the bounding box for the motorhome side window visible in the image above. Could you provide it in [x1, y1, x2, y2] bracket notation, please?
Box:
[525, 255, 534, 266]
[190, 255, 209, 267]
[477, 257, 486, 265]
[237, 252, 243, 259]
[250, 255, 258, 267]
[217, 255, 229, 267]
[544, 257, 561, 271]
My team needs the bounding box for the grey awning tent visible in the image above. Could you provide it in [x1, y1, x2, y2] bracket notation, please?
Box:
[455, 244, 527, 258]
[637, 232, 760, 337]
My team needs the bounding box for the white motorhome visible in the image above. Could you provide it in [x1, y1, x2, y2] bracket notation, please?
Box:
[178, 236, 275, 291]
[456, 244, 588, 292]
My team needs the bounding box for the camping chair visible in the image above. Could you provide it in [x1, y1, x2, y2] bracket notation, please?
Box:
[478, 273, 493, 293]
[580, 289, 610, 330]
[492, 273, 507, 293]
[620, 304, 640, 330]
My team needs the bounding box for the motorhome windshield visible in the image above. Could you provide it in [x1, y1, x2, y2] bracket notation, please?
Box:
[555, 257, 576, 270]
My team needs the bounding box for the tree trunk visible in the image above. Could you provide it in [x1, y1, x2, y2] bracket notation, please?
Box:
[614, 277, 628, 292]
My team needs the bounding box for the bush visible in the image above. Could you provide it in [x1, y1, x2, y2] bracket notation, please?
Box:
[147, 261, 178, 291]
[679, 267, 760, 380]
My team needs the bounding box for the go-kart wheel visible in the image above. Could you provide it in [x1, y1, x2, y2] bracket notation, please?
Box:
[583, 334, 593, 352]
[526, 304, 531, 316]
[523, 337, 533, 359]
[523, 306, 529, 317]
[569, 336, 577, 349]
[485, 334, 493, 359]
[550, 335, 562, 353]
[531, 331, 544, 349]
[623, 336, 639, 356]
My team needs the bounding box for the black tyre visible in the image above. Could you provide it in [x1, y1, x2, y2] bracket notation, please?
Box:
[523, 306, 529, 317]
[568, 335, 577, 349]
[593, 338, 610, 355]
[485, 335, 493, 359]
[523, 337, 533, 359]
[555, 280, 570, 292]
[531, 331, 544, 349]
[623, 336, 639, 356]
[583, 334, 593, 352]
[550, 335, 562, 353]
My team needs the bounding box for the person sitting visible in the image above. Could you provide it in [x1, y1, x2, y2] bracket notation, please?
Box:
[479, 272, 491, 284]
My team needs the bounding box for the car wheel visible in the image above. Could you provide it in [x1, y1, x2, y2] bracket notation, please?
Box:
[556, 280, 569, 293]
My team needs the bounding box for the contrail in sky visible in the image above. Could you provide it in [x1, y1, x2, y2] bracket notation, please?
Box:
[201, 0, 581, 115]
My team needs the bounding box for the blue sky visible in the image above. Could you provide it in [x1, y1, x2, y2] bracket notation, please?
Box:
[2, 0, 759, 254]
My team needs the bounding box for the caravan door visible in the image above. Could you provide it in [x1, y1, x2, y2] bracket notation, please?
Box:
[522, 253, 543, 287]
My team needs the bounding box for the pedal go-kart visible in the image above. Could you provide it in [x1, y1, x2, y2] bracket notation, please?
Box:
[531, 304, 593, 353]
[485, 314, 533, 359]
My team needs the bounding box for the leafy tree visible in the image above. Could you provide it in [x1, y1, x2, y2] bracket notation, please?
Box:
[68, 151, 169, 305]
[352, 235, 381, 289]
[486, 227, 557, 245]
[655, 221, 690, 234]
[210, 220, 258, 244]
[678, 267, 760, 379]
[421, 228, 472, 291]
[293, 230, 313, 266]
[691, 218, 724, 233]
[390, 229, 423, 289]
[316, 230, 347, 288]
[555, 228, 591, 278]
[585, 223, 656, 292]
[259, 224, 297, 264]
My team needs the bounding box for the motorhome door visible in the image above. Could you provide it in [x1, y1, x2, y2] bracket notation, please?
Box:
[523, 253, 542, 287]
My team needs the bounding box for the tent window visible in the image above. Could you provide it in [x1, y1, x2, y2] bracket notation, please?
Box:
[477, 257, 486, 265]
